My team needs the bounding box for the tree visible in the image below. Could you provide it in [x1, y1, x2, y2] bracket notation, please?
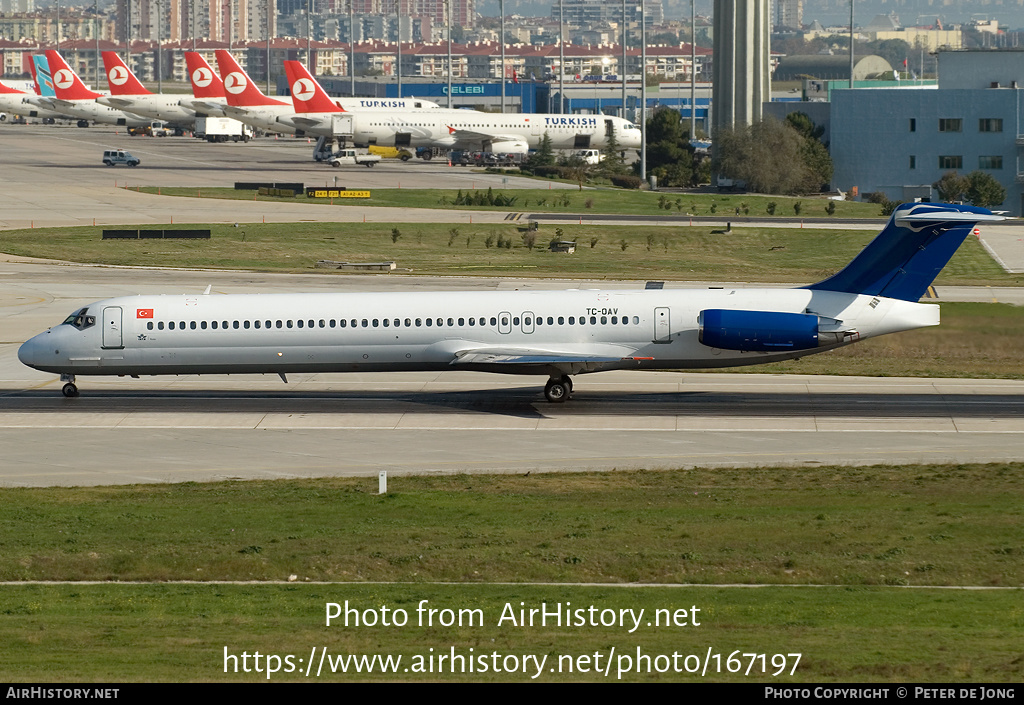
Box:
[527, 131, 555, 168]
[964, 170, 1006, 209]
[600, 120, 627, 176]
[638, 108, 696, 187]
[714, 115, 832, 195]
[932, 171, 969, 202]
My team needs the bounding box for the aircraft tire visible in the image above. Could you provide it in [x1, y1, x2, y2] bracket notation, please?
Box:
[62, 383, 79, 398]
[544, 378, 570, 403]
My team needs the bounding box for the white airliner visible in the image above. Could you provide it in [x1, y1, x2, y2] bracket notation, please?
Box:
[18, 204, 1002, 401]
[282, 60, 641, 154]
[0, 81, 69, 122]
[95, 51, 197, 127]
[30, 51, 150, 128]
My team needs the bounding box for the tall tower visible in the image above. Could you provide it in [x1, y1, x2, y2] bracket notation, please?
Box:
[711, 0, 770, 136]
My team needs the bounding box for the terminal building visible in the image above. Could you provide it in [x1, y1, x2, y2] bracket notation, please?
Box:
[829, 50, 1024, 216]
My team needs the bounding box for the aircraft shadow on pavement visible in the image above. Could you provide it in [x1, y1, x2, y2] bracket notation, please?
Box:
[2, 388, 1023, 420]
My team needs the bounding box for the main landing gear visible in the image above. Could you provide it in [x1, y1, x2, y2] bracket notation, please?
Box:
[544, 375, 573, 403]
[60, 373, 79, 398]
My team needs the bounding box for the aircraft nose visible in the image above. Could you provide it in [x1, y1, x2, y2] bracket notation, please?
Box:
[18, 332, 47, 369]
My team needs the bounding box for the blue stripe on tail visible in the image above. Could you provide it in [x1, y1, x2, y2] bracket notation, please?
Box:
[807, 203, 997, 302]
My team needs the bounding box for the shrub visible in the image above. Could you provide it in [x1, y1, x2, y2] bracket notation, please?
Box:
[609, 175, 643, 189]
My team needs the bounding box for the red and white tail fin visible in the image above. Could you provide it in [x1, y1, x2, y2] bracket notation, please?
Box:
[101, 51, 151, 95]
[214, 50, 287, 107]
[45, 50, 101, 100]
[184, 52, 226, 99]
[283, 61, 344, 114]
[0, 81, 25, 95]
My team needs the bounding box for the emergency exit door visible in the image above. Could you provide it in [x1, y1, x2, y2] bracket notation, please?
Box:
[653, 307, 671, 343]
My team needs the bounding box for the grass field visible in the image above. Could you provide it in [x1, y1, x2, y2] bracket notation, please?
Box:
[1, 465, 1021, 681]
[135, 186, 886, 219]
[0, 221, 1018, 286]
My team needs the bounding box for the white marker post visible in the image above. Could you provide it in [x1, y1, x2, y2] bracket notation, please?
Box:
[379, 470, 387, 495]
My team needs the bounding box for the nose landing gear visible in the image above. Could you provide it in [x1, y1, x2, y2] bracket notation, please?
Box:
[60, 373, 79, 398]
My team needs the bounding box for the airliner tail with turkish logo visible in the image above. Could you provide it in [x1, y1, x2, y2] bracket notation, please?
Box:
[100, 52, 151, 95]
[95, 51, 197, 126]
[39, 51, 150, 127]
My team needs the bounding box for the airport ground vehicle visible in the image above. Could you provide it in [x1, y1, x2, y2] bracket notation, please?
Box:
[570, 149, 605, 165]
[101, 150, 139, 167]
[194, 116, 253, 143]
[327, 149, 381, 168]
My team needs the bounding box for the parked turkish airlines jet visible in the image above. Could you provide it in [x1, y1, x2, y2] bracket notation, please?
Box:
[96, 51, 197, 126]
[19, 204, 1003, 400]
[178, 51, 230, 117]
[0, 81, 68, 122]
[281, 59, 641, 154]
[30, 51, 150, 128]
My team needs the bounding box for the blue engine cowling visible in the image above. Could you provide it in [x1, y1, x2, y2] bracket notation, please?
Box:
[698, 309, 820, 352]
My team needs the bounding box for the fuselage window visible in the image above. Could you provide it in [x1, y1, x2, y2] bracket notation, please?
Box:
[382, 319, 389, 327]
[254, 320, 261, 329]
[490, 317, 497, 326]
[180, 321, 186, 329]
[558, 317, 564, 325]
[458, 318, 465, 326]
[611, 316, 618, 324]
[394, 319, 401, 327]
[426, 318, 433, 327]
[308, 320, 315, 328]
[436, 318, 443, 327]
[222, 321, 228, 329]
[297, 320, 304, 328]
[591, 316, 597, 325]
[601, 316, 607, 325]
[319, 319, 326, 328]
[633, 316, 640, 324]
[568, 317, 575, 325]
[404, 318, 411, 327]
[547, 317, 554, 325]
[501, 316, 509, 326]
[243, 320, 251, 329]
[169, 321, 176, 330]
[158, 321, 164, 330]
[447, 318, 454, 327]
[201, 321, 207, 330]
[287, 320, 293, 329]
[189, 321, 196, 330]
[352, 320, 358, 328]
[416, 318, 422, 327]
[147, 322, 154, 330]
[328, 320, 335, 328]
[372, 319, 379, 327]
[233, 321, 239, 329]
[339, 319, 346, 328]
[211, 321, 218, 329]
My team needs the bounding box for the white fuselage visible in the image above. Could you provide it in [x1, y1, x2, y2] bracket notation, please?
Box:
[28, 95, 151, 127]
[97, 94, 197, 126]
[0, 92, 70, 120]
[283, 110, 642, 152]
[18, 288, 937, 380]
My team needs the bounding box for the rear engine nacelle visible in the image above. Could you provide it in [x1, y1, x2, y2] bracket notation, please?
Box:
[698, 309, 820, 352]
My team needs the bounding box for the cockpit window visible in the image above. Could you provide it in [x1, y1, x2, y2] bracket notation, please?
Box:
[62, 308, 96, 331]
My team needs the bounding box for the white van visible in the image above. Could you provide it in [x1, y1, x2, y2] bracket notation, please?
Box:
[571, 149, 605, 165]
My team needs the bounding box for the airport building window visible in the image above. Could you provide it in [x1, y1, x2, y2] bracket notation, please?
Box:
[979, 156, 1003, 169]
[909, 118, 916, 132]
[909, 155, 916, 169]
[938, 119, 962, 132]
[938, 155, 963, 169]
[979, 118, 1003, 133]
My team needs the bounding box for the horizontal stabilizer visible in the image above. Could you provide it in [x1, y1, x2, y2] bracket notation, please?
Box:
[807, 203, 1004, 302]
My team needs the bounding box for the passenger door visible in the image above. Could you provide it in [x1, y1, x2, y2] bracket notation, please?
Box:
[102, 306, 123, 349]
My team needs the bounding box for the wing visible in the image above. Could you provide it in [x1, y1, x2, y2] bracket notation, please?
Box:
[451, 344, 640, 376]
[445, 126, 529, 152]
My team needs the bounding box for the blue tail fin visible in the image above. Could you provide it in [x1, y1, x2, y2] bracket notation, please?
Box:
[807, 203, 1003, 302]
